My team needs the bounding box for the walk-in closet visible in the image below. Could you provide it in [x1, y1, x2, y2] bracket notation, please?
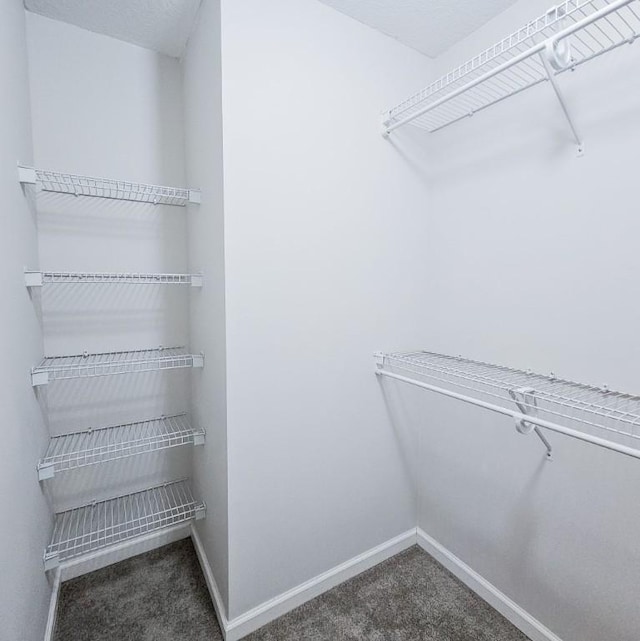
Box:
[2, 0, 639, 640]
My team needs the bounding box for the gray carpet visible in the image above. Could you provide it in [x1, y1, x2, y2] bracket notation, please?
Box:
[54, 539, 221, 641]
[55, 539, 530, 641]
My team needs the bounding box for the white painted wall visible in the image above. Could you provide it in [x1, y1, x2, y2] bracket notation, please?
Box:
[182, 0, 230, 615]
[0, 2, 52, 640]
[220, 0, 434, 619]
[25, 14, 193, 516]
[388, 1, 640, 640]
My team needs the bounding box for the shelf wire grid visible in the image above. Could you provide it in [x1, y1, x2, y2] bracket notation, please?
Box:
[44, 480, 204, 567]
[27, 271, 200, 286]
[30, 168, 197, 206]
[32, 347, 203, 383]
[384, 0, 640, 133]
[38, 414, 204, 477]
[381, 351, 640, 449]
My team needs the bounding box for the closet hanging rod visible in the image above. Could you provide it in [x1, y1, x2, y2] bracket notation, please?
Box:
[18, 165, 201, 206]
[375, 351, 640, 462]
[31, 346, 204, 386]
[25, 270, 203, 287]
[383, 0, 639, 138]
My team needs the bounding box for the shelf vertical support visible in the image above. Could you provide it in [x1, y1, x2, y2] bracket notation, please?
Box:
[539, 49, 584, 157]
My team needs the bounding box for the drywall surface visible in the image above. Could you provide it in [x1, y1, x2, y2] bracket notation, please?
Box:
[182, 0, 229, 615]
[25, 13, 192, 524]
[0, 2, 52, 640]
[317, 0, 520, 58]
[397, 1, 640, 640]
[221, 0, 433, 619]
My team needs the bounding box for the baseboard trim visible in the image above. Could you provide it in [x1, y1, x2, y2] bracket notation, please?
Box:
[189, 524, 229, 638]
[224, 529, 417, 641]
[43, 568, 61, 641]
[58, 523, 191, 581]
[416, 528, 563, 641]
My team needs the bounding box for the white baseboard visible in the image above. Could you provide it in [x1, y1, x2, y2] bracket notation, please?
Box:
[223, 529, 417, 641]
[58, 523, 191, 581]
[416, 528, 563, 641]
[44, 525, 561, 641]
[189, 524, 230, 638]
[43, 568, 61, 641]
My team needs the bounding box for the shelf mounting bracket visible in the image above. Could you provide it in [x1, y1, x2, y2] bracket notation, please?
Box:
[509, 387, 553, 460]
[539, 44, 584, 157]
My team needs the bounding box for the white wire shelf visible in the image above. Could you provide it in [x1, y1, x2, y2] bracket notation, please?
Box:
[24, 270, 203, 287]
[383, 0, 639, 144]
[376, 350, 640, 461]
[44, 479, 205, 570]
[31, 347, 204, 386]
[18, 165, 201, 206]
[37, 414, 205, 481]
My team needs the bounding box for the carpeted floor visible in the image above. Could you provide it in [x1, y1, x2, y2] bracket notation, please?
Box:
[54, 539, 530, 641]
[54, 539, 221, 641]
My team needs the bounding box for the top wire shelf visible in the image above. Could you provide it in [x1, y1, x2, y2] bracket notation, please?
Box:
[376, 350, 640, 461]
[24, 271, 203, 287]
[18, 165, 201, 207]
[383, 0, 640, 135]
[32, 347, 204, 386]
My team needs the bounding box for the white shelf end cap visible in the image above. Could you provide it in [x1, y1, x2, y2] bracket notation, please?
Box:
[18, 164, 37, 184]
[192, 354, 205, 368]
[31, 370, 49, 387]
[37, 461, 55, 481]
[25, 271, 43, 287]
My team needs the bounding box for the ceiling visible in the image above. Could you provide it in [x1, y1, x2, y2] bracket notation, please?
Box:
[23, 0, 202, 58]
[316, 0, 521, 58]
[23, 0, 520, 60]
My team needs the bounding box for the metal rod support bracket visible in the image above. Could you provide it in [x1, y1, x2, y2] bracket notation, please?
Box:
[539, 46, 584, 157]
[509, 387, 553, 459]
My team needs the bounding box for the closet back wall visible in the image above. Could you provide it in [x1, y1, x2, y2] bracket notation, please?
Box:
[0, 2, 51, 639]
[25, 14, 192, 515]
[400, 1, 640, 640]
[220, 0, 434, 620]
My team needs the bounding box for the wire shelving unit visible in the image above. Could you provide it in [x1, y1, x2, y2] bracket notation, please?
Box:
[24, 271, 203, 287]
[43, 479, 206, 570]
[37, 414, 205, 481]
[375, 350, 640, 461]
[18, 165, 201, 206]
[382, 0, 640, 152]
[31, 347, 204, 386]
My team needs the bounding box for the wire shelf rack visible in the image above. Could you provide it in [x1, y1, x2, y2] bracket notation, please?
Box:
[43, 479, 205, 569]
[37, 414, 205, 481]
[383, 0, 639, 136]
[25, 271, 203, 287]
[376, 350, 640, 460]
[18, 165, 201, 206]
[31, 347, 204, 386]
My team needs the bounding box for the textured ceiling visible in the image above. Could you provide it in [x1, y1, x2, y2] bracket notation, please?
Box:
[316, 0, 521, 58]
[23, 0, 202, 58]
